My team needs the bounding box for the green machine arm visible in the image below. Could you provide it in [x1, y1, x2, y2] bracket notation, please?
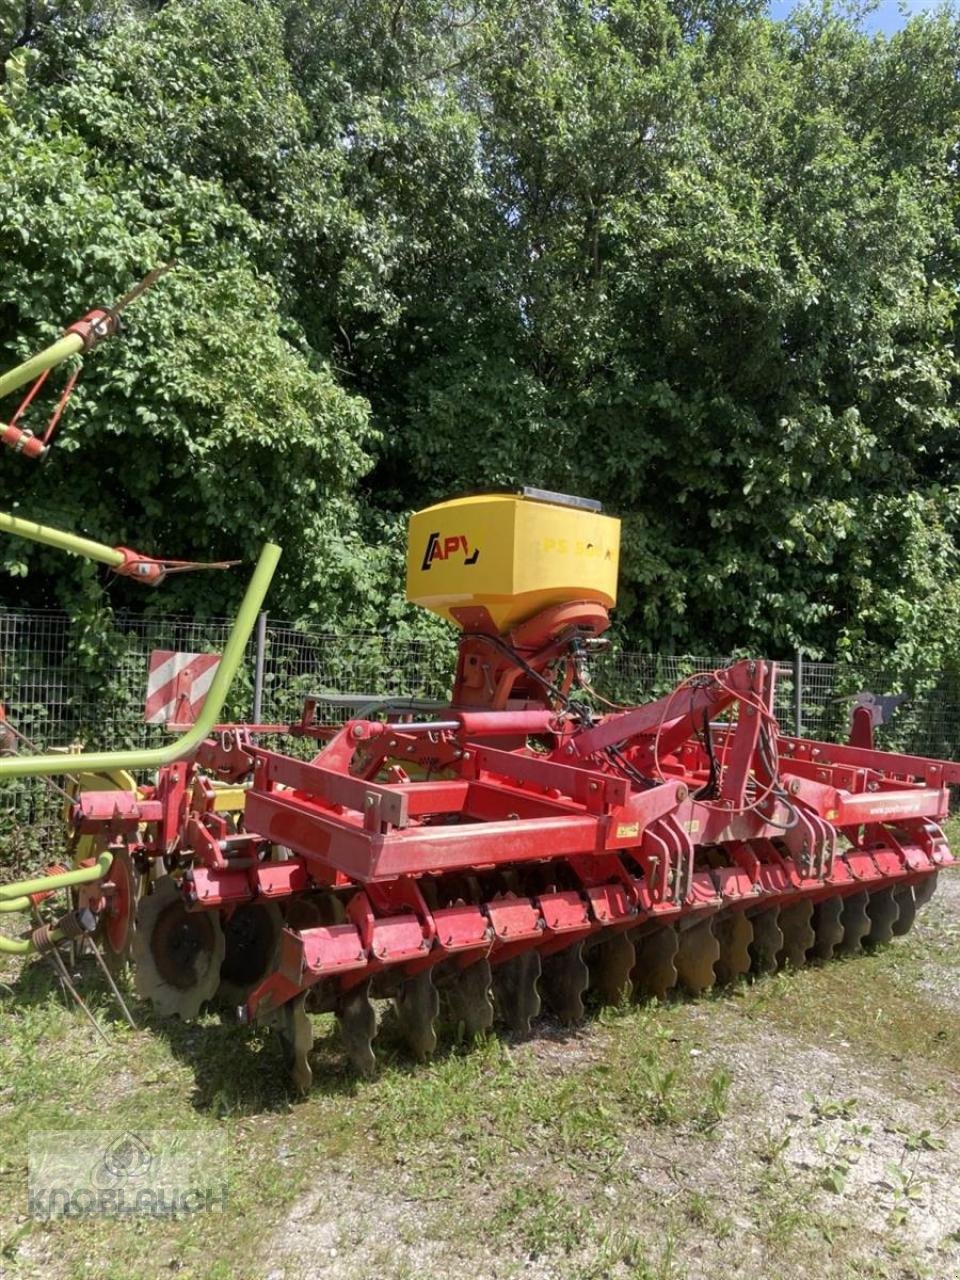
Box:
[0, 512, 237, 584]
[0, 539, 280, 779]
[0, 511, 127, 568]
[0, 329, 89, 403]
[0, 265, 172, 459]
[0, 530, 279, 950]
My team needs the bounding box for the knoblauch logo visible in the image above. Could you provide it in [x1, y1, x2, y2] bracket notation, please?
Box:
[421, 532, 480, 571]
[27, 1130, 229, 1218]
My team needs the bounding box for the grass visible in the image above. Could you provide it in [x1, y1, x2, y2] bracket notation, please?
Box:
[1, 857, 959, 1280]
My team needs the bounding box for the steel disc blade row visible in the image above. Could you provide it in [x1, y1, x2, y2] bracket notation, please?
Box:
[443, 958, 495, 1038]
[778, 901, 815, 967]
[278, 994, 314, 1095]
[713, 912, 753, 986]
[587, 931, 637, 1005]
[128, 870, 938, 1092]
[539, 945, 589, 1026]
[315, 874, 940, 1083]
[810, 897, 844, 961]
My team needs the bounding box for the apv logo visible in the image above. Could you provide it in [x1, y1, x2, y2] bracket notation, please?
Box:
[421, 531, 480, 571]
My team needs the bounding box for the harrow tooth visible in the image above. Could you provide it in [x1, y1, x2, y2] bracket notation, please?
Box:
[913, 872, 939, 908]
[337, 982, 378, 1077]
[891, 885, 918, 936]
[133, 876, 225, 1019]
[540, 941, 589, 1025]
[865, 886, 899, 947]
[394, 970, 440, 1061]
[492, 951, 542, 1034]
[632, 925, 679, 1000]
[777, 900, 815, 968]
[838, 890, 871, 955]
[586, 931, 635, 1005]
[444, 959, 495, 1039]
[713, 912, 753, 985]
[809, 896, 844, 963]
[674, 917, 720, 996]
[278, 994, 314, 1095]
[217, 901, 283, 1008]
[748, 908, 783, 975]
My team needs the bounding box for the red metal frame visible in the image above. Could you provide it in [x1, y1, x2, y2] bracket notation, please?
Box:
[68, 649, 956, 1027]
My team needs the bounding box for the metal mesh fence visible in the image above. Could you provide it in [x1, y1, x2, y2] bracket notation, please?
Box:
[258, 624, 456, 727]
[2, 606, 959, 865]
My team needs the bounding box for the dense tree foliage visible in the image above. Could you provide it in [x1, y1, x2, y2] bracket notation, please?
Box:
[0, 0, 958, 681]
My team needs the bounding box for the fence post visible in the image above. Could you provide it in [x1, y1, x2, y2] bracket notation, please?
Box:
[794, 647, 803, 738]
[252, 611, 267, 724]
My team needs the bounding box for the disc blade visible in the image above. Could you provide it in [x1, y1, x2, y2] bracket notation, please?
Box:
[445, 959, 494, 1039]
[838, 890, 870, 955]
[913, 872, 938, 908]
[278, 993, 314, 1095]
[810, 896, 844, 963]
[891, 885, 917, 936]
[632, 925, 679, 1000]
[749, 908, 783, 975]
[492, 950, 542, 1034]
[394, 969, 440, 1061]
[283, 897, 326, 930]
[777, 900, 814, 968]
[586, 931, 635, 1005]
[133, 876, 225, 1019]
[675, 917, 720, 995]
[866, 887, 899, 947]
[337, 981, 378, 1077]
[218, 901, 283, 1008]
[713, 912, 753, 986]
[540, 941, 589, 1025]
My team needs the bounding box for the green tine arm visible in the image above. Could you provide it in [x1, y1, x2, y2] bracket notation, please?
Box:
[0, 332, 86, 402]
[0, 851, 115, 902]
[0, 541, 281, 780]
[0, 511, 125, 567]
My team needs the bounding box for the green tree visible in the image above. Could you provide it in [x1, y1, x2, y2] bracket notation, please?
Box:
[0, 0, 959, 687]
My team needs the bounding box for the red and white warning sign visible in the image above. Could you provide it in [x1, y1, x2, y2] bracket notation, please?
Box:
[144, 650, 221, 725]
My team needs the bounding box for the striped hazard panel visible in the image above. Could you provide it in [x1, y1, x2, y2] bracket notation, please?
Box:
[144, 650, 221, 725]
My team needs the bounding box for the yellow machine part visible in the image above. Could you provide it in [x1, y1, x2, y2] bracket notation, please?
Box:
[406, 492, 620, 632]
[209, 784, 246, 813]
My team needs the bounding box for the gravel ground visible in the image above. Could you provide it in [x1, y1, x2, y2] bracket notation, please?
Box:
[266, 872, 960, 1280]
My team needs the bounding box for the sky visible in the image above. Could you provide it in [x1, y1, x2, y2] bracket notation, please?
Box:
[769, 0, 939, 34]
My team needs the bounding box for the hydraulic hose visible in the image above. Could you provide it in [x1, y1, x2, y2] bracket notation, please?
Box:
[0, 540, 281, 780]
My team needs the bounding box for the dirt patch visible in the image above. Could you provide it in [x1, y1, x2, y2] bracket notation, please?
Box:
[265, 1173, 444, 1280]
[675, 1007, 960, 1273]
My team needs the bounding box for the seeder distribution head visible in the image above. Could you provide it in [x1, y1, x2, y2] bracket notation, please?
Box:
[405, 488, 620, 632]
[407, 489, 622, 710]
